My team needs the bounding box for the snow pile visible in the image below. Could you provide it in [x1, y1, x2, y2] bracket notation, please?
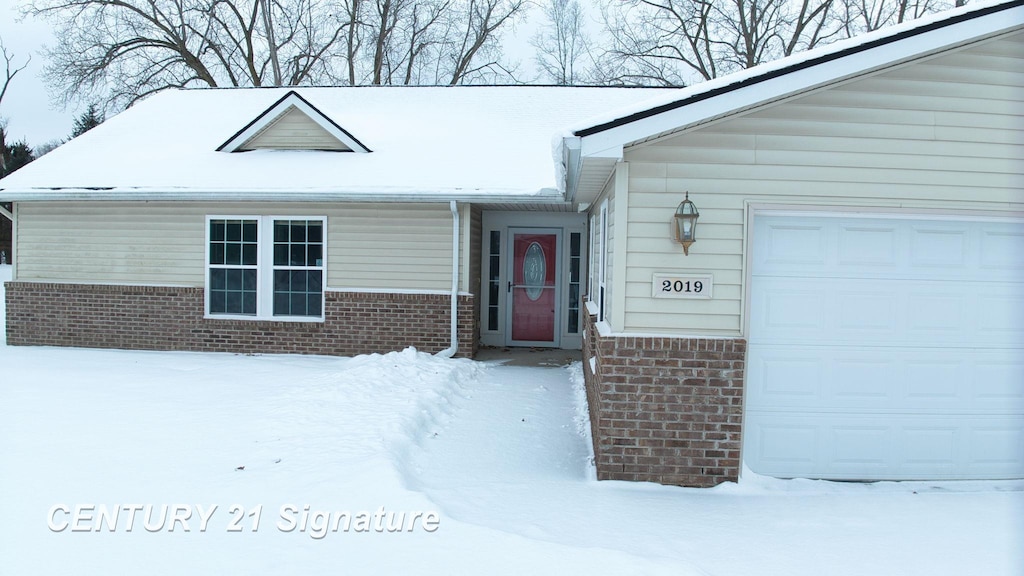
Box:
[567, 362, 597, 480]
[1, 264, 1022, 575]
[0, 267, 691, 574]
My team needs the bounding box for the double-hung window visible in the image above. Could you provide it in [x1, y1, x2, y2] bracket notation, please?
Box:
[272, 219, 324, 317]
[207, 216, 326, 320]
[209, 219, 259, 315]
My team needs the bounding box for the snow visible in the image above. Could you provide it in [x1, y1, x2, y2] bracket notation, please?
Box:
[0, 87, 665, 200]
[1, 263, 1022, 574]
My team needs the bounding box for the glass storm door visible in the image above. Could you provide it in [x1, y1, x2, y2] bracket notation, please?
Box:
[508, 229, 560, 346]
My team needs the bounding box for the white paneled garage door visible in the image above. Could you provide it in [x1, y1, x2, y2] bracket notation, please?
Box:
[745, 214, 1024, 480]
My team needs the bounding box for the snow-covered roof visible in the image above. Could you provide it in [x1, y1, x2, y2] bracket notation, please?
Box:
[566, 0, 1023, 159]
[4, 1, 1018, 204]
[0, 86, 666, 202]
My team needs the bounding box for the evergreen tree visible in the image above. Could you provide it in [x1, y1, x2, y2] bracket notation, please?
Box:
[0, 126, 34, 178]
[3, 138, 34, 175]
[71, 104, 104, 138]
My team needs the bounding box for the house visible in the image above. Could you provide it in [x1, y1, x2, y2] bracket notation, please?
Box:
[2, 0, 1021, 488]
[0, 86, 666, 358]
[569, 0, 1024, 486]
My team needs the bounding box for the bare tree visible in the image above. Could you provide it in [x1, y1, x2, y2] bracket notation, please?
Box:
[0, 37, 30, 109]
[713, 0, 839, 71]
[26, 0, 525, 106]
[442, 0, 526, 84]
[840, 0, 952, 34]
[599, 0, 945, 86]
[29, 0, 220, 108]
[399, 0, 450, 84]
[0, 35, 31, 177]
[599, 0, 718, 85]
[34, 138, 65, 156]
[531, 0, 595, 85]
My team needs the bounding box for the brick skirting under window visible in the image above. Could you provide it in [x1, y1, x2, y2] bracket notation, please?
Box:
[4, 282, 477, 358]
[582, 309, 746, 487]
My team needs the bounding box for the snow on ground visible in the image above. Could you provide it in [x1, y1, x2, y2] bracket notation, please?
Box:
[1, 264, 1021, 574]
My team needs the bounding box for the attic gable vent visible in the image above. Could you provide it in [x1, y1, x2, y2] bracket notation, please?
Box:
[218, 90, 370, 153]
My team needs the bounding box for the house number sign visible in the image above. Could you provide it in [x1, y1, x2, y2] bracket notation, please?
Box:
[652, 273, 713, 299]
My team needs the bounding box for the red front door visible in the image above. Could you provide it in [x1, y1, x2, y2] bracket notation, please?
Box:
[510, 231, 558, 344]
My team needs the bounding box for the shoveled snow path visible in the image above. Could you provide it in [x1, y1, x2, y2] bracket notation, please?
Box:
[406, 362, 1024, 576]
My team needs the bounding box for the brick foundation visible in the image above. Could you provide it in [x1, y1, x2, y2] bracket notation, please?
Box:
[582, 309, 746, 487]
[5, 282, 477, 358]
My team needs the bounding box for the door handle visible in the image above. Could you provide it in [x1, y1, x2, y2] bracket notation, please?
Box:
[508, 281, 511, 293]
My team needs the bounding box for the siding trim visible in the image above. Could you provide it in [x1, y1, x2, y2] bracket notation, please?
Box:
[11, 202, 17, 279]
[326, 287, 474, 295]
[460, 203, 472, 293]
[612, 162, 629, 332]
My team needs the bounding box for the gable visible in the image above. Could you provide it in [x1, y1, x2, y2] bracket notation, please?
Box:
[639, 30, 1024, 164]
[572, 1, 1023, 153]
[564, 1, 1023, 204]
[217, 90, 370, 153]
[239, 106, 353, 151]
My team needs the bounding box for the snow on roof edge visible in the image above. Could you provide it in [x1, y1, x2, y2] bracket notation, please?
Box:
[0, 186, 569, 203]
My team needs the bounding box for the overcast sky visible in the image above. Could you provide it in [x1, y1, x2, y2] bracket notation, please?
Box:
[2, 5, 91, 147]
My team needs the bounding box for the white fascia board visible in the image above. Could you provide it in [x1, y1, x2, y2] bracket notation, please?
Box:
[576, 5, 1023, 158]
[579, 141, 623, 158]
[563, 136, 582, 203]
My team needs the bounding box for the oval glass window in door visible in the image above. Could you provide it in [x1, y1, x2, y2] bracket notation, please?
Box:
[523, 241, 546, 301]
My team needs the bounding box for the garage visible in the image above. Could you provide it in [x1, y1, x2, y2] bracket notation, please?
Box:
[745, 214, 1024, 480]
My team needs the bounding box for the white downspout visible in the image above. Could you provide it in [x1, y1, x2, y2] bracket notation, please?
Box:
[435, 200, 460, 358]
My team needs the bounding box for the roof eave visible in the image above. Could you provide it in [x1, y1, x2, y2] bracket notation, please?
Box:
[0, 188, 569, 204]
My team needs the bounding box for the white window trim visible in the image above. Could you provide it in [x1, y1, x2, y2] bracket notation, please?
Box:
[588, 214, 596, 305]
[204, 215, 327, 322]
[598, 200, 608, 323]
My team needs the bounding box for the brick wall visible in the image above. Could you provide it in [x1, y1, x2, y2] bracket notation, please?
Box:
[582, 308, 746, 487]
[5, 282, 477, 358]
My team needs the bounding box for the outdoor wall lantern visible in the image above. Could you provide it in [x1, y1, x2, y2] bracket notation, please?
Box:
[673, 192, 700, 255]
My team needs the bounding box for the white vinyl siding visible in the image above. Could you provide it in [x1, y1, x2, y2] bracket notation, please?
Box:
[331, 204, 455, 290]
[16, 203, 207, 285]
[588, 214, 597, 302]
[621, 33, 1024, 336]
[15, 202, 458, 291]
